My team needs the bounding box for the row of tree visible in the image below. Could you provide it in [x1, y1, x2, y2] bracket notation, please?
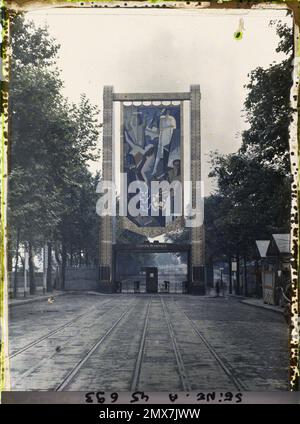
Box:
[8, 15, 101, 296]
[205, 20, 293, 294]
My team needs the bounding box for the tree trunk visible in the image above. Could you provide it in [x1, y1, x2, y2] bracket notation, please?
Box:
[255, 259, 262, 297]
[54, 244, 61, 266]
[70, 247, 73, 267]
[46, 242, 52, 292]
[236, 255, 240, 295]
[228, 256, 232, 294]
[13, 228, 20, 298]
[54, 244, 62, 290]
[243, 256, 248, 297]
[19, 254, 24, 269]
[28, 242, 36, 295]
[61, 242, 67, 290]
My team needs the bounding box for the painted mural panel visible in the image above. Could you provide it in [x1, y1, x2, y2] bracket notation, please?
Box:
[123, 104, 181, 227]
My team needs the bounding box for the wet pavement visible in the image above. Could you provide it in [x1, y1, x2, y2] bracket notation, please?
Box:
[8, 293, 289, 391]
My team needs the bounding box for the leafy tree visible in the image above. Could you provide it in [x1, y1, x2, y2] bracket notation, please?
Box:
[207, 22, 293, 295]
[241, 21, 293, 174]
[9, 15, 63, 295]
[8, 15, 100, 295]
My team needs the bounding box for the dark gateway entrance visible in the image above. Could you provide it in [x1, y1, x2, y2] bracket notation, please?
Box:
[113, 243, 191, 294]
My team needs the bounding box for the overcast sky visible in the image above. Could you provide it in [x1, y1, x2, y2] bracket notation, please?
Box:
[26, 7, 292, 194]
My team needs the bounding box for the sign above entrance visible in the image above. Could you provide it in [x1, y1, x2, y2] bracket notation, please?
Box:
[114, 243, 190, 253]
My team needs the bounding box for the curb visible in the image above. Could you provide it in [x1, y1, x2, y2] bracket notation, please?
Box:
[240, 299, 283, 314]
[8, 290, 110, 307]
[8, 291, 68, 307]
[228, 294, 245, 299]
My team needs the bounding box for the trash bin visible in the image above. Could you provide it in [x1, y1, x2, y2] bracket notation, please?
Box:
[164, 280, 170, 293]
[134, 281, 140, 293]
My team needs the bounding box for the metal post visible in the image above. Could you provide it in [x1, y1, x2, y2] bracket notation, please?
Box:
[220, 267, 224, 296]
[220, 268, 222, 295]
[229, 259, 232, 294]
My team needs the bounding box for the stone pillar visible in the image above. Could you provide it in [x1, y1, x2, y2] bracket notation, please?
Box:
[99, 86, 114, 292]
[190, 84, 205, 294]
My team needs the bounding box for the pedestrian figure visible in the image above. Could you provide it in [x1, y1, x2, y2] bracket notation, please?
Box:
[215, 280, 220, 297]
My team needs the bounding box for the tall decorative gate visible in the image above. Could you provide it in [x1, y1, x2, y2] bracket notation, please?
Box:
[99, 85, 205, 294]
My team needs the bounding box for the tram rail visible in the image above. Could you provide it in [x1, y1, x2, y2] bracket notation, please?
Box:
[160, 296, 191, 391]
[9, 298, 116, 359]
[55, 301, 136, 391]
[130, 297, 152, 392]
[171, 298, 247, 391]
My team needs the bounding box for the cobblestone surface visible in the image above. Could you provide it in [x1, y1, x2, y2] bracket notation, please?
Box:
[8, 294, 289, 391]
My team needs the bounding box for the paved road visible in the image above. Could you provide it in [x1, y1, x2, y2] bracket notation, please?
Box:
[8, 293, 289, 391]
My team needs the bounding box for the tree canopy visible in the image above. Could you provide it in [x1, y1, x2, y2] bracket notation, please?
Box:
[206, 22, 293, 269]
[9, 15, 101, 294]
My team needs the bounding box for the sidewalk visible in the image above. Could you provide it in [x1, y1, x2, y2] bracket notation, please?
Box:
[8, 290, 67, 307]
[240, 297, 283, 314]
